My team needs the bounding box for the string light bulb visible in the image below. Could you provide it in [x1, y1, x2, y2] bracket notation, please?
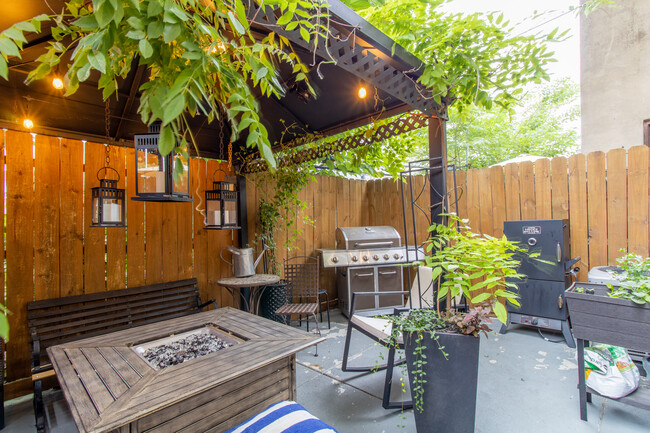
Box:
[23, 118, 34, 129]
[52, 76, 64, 90]
[358, 86, 367, 99]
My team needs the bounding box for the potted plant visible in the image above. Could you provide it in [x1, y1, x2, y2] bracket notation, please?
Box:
[386, 215, 526, 433]
[565, 252, 650, 353]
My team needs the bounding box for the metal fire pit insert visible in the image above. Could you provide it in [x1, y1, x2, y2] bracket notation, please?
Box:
[132, 325, 244, 370]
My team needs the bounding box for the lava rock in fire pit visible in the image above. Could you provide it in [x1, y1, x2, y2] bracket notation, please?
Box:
[143, 333, 232, 369]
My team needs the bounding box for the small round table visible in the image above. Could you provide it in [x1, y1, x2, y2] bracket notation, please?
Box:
[217, 274, 280, 314]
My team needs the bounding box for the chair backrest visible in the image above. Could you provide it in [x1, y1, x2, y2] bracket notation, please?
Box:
[408, 266, 435, 309]
[283, 256, 319, 300]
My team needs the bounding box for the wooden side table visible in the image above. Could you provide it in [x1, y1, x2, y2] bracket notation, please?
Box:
[218, 274, 280, 314]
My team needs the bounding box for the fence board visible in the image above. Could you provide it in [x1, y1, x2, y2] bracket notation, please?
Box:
[5, 130, 34, 382]
[161, 202, 180, 282]
[568, 153, 589, 281]
[606, 148, 628, 264]
[145, 201, 164, 284]
[178, 200, 193, 279]
[34, 135, 60, 300]
[627, 146, 650, 257]
[126, 148, 145, 287]
[550, 157, 569, 220]
[337, 177, 350, 229]
[587, 152, 607, 268]
[503, 163, 521, 222]
[477, 168, 494, 236]
[466, 169, 480, 232]
[519, 161, 536, 220]
[0, 131, 4, 356]
[534, 159, 552, 220]
[106, 145, 126, 291]
[59, 139, 85, 297]
[84, 141, 107, 293]
[191, 158, 209, 304]
[489, 166, 506, 237]
[454, 170, 468, 222]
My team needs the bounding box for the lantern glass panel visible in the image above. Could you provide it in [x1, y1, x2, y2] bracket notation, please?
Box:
[172, 154, 190, 195]
[92, 196, 100, 224]
[206, 196, 222, 226]
[224, 200, 237, 225]
[102, 198, 122, 222]
[137, 148, 165, 193]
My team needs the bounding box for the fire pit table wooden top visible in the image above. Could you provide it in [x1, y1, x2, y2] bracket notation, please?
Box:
[47, 307, 323, 433]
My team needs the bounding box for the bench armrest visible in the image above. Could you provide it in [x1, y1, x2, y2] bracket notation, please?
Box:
[31, 333, 42, 370]
[198, 299, 218, 311]
[350, 291, 409, 316]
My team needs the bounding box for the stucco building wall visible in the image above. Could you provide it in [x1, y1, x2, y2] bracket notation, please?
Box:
[580, 0, 650, 153]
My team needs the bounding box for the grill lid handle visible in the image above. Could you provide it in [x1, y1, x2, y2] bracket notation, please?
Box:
[353, 241, 394, 248]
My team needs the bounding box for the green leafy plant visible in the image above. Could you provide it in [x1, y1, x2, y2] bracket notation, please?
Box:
[606, 252, 650, 304]
[385, 214, 526, 413]
[252, 163, 315, 275]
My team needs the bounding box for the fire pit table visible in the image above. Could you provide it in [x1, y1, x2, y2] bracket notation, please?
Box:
[47, 307, 322, 433]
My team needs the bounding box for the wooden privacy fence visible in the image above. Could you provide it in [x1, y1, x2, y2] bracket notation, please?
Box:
[2, 129, 238, 398]
[246, 146, 650, 314]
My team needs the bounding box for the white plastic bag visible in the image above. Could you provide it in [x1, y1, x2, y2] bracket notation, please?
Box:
[583, 344, 640, 399]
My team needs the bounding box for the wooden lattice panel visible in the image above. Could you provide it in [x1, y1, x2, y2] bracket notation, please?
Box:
[243, 113, 428, 173]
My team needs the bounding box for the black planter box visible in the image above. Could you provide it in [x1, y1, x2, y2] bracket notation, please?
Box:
[565, 282, 650, 352]
[404, 331, 480, 433]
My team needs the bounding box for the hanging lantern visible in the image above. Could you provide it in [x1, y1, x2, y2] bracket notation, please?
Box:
[205, 169, 240, 230]
[132, 123, 192, 202]
[91, 167, 126, 227]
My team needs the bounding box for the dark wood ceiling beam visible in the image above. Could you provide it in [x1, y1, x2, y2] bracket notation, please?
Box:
[113, 64, 145, 141]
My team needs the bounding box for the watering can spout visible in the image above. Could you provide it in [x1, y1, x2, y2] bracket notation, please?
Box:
[253, 245, 270, 269]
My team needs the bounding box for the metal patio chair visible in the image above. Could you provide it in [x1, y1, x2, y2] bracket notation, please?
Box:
[341, 266, 434, 409]
[275, 256, 322, 353]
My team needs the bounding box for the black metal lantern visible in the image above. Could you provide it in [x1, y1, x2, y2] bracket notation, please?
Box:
[205, 170, 240, 230]
[132, 124, 192, 202]
[91, 167, 126, 227]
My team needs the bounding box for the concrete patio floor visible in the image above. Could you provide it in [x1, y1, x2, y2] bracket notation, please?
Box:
[3, 309, 649, 432]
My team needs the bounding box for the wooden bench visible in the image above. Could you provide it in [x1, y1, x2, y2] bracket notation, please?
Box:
[27, 278, 216, 433]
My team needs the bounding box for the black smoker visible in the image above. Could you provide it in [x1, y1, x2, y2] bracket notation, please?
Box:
[500, 219, 579, 347]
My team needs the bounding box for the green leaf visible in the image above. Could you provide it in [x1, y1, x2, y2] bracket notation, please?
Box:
[276, 13, 294, 26]
[88, 52, 107, 74]
[0, 313, 8, 341]
[126, 30, 146, 40]
[73, 15, 98, 30]
[127, 17, 144, 30]
[15, 21, 37, 34]
[148, 0, 164, 16]
[147, 21, 164, 39]
[470, 292, 492, 303]
[299, 27, 310, 43]
[493, 302, 507, 325]
[0, 56, 7, 80]
[163, 94, 185, 125]
[139, 38, 153, 58]
[3, 27, 27, 44]
[0, 38, 20, 58]
[95, 1, 115, 28]
[77, 63, 92, 82]
[158, 124, 175, 156]
[228, 11, 245, 35]
[163, 24, 181, 43]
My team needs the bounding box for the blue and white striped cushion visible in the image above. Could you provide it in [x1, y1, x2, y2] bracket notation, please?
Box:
[225, 400, 338, 433]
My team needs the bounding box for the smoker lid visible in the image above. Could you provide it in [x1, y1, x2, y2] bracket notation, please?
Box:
[335, 226, 401, 249]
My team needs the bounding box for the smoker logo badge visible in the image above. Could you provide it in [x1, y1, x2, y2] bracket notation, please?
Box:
[522, 226, 541, 235]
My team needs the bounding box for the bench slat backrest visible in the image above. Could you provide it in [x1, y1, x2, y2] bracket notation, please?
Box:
[27, 279, 201, 351]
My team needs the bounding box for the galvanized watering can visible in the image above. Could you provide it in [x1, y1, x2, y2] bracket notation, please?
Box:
[220, 245, 268, 277]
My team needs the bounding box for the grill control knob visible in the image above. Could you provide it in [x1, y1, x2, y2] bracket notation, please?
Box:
[352, 256, 358, 262]
[332, 256, 339, 263]
[373, 255, 379, 261]
[362, 255, 369, 261]
[393, 253, 400, 260]
[383, 254, 390, 260]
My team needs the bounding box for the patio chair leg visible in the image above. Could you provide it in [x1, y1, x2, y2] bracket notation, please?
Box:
[311, 312, 321, 357]
[383, 347, 412, 410]
[33, 379, 45, 433]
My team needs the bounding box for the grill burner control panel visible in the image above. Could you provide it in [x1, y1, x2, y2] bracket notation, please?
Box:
[320, 246, 423, 268]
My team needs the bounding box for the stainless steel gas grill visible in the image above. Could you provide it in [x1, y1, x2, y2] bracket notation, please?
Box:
[320, 226, 423, 317]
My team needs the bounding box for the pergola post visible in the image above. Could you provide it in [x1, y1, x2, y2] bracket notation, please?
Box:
[428, 116, 448, 226]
